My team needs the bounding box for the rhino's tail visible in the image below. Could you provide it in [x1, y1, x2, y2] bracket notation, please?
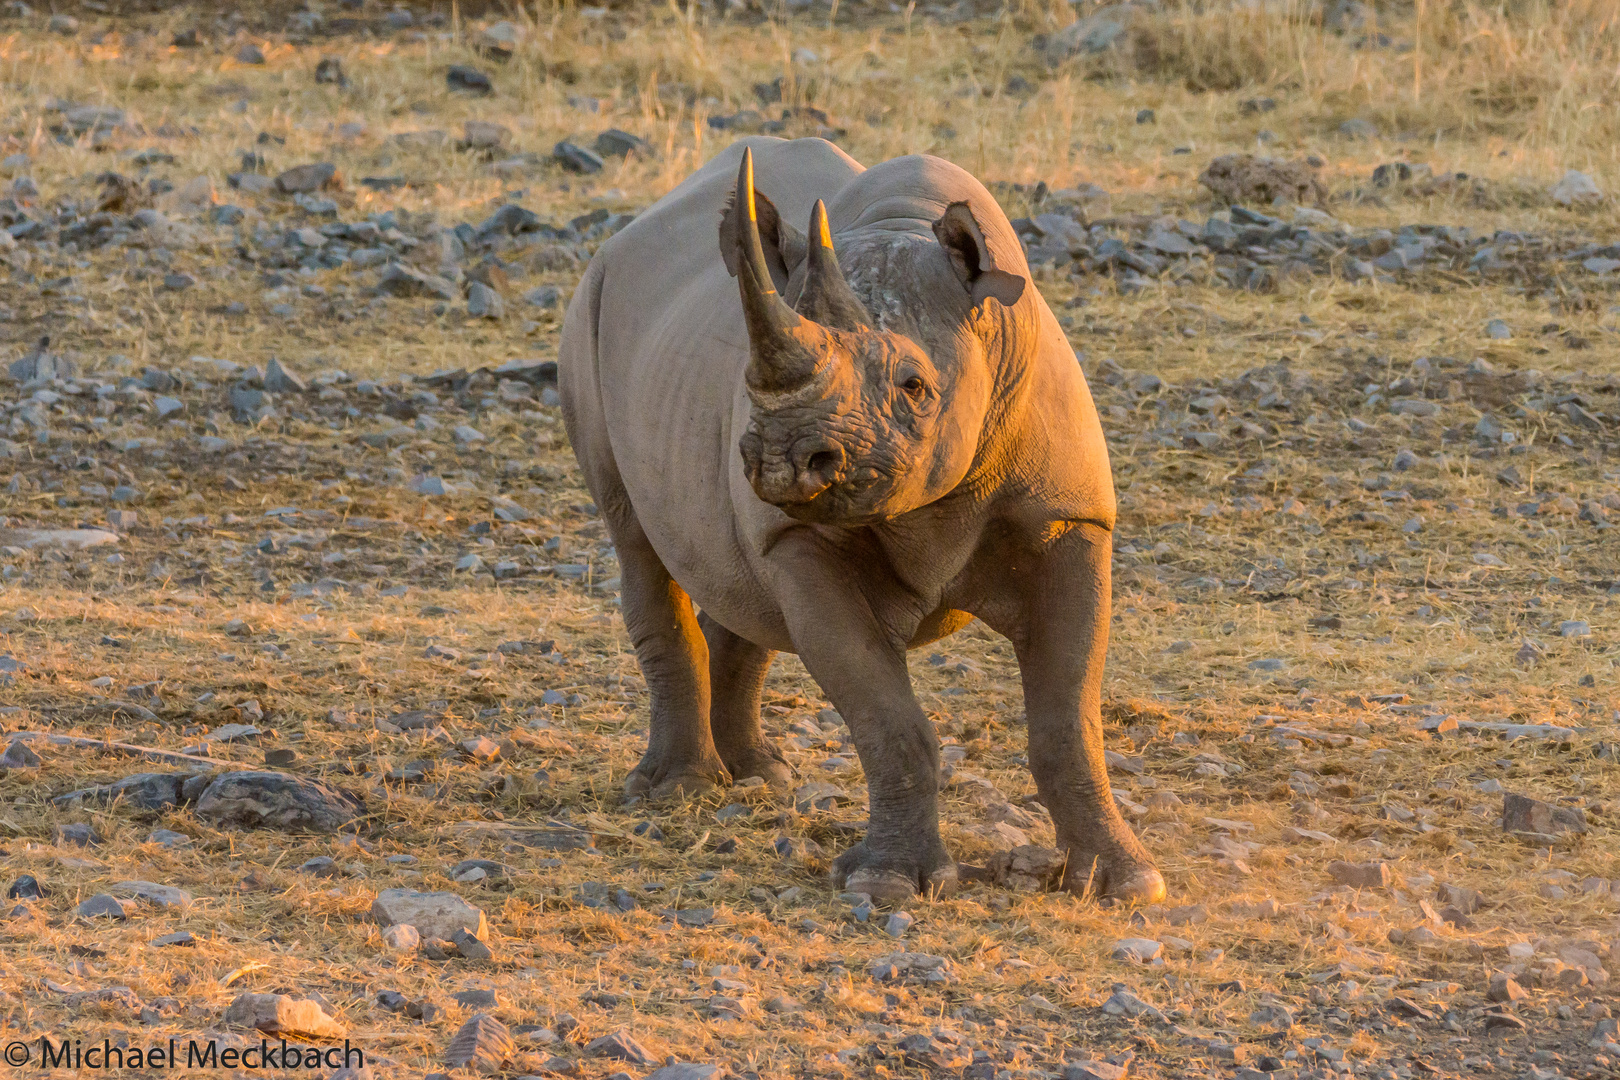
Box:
[557, 254, 616, 513]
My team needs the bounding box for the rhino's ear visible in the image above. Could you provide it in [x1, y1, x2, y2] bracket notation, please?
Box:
[720, 184, 804, 294]
[931, 201, 1026, 310]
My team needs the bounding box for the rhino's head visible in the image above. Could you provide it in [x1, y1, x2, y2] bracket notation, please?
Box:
[722, 148, 1026, 525]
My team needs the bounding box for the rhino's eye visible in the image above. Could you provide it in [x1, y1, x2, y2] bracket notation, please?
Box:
[900, 374, 925, 396]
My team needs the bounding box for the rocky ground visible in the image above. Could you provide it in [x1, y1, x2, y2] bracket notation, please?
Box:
[0, 3, 1617, 1080]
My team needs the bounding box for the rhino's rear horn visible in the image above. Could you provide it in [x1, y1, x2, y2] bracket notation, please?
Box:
[723, 148, 832, 397]
[795, 200, 871, 332]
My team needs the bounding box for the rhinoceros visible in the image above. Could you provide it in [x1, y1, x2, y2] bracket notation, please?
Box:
[558, 136, 1162, 904]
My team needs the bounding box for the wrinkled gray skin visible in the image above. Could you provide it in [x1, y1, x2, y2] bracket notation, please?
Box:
[559, 137, 1163, 904]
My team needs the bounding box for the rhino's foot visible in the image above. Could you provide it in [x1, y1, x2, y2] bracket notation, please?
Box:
[624, 751, 728, 802]
[832, 838, 958, 903]
[1059, 842, 1166, 905]
[719, 742, 792, 790]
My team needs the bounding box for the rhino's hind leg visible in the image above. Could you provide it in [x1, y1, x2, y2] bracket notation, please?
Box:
[699, 612, 790, 790]
[611, 511, 729, 801]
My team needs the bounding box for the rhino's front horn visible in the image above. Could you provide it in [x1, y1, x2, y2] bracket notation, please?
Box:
[797, 200, 871, 332]
[731, 148, 833, 398]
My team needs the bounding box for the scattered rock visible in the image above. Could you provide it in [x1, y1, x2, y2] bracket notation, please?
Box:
[314, 57, 347, 85]
[594, 129, 652, 158]
[1065, 1062, 1129, 1080]
[1327, 860, 1392, 889]
[1197, 155, 1324, 206]
[554, 141, 605, 174]
[1111, 938, 1163, 963]
[381, 923, 420, 952]
[467, 281, 504, 319]
[377, 263, 459, 301]
[109, 881, 192, 909]
[371, 889, 488, 942]
[275, 163, 337, 194]
[1045, 4, 1133, 62]
[195, 771, 363, 832]
[1487, 973, 1528, 1003]
[1502, 792, 1587, 838]
[76, 893, 130, 919]
[585, 1031, 653, 1065]
[224, 993, 346, 1039]
[1550, 170, 1602, 207]
[447, 66, 494, 95]
[445, 1013, 513, 1072]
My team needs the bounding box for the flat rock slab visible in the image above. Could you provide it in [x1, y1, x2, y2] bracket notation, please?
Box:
[1503, 792, 1587, 836]
[224, 993, 345, 1039]
[445, 1013, 513, 1073]
[110, 880, 192, 908]
[54, 772, 187, 809]
[195, 770, 363, 832]
[0, 528, 119, 549]
[371, 888, 488, 941]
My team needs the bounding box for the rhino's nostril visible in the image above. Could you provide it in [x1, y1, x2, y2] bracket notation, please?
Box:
[806, 449, 841, 479]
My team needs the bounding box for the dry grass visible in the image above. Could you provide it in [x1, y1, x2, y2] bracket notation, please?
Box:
[0, 2, 1616, 1078]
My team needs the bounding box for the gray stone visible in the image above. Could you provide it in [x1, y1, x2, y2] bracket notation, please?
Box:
[1065, 1063, 1128, 1080]
[77, 893, 130, 919]
[461, 120, 511, 150]
[645, 1066, 725, 1080]
[275, 163, 336, 194]
[1111, 937, 1163, 962]
[224, 993, 345, 1038]
[263, 357, 306, 393]
[553, 141, 604, 174]
[594, 129, 652, 158]
[1101, 987, 1165, 1021]
[409, 474, 451, 496]
[1485, 318, 1512, 339]
[466, 281, 504, 319]
[55, 822, 102, 847]
[371, 888, 488, 941]
[1550, 170, 1602, 207]
[452, 926, 494, 960]
[377, 263, 458, 301]
[1328, 860, 1391, 888]
[230, 385, 266, 418]
[0, 741, 39, 768]
[447, 65, 494, 95]
[522, 285, 562, 308]
[445, 1013, 513, 1072]
[236, 43, 266, 64]
[0, 528, 117, 550]
[1339, 118, 1379, 139]
[110, 880, 192, 908]
[148, 829, 191, 848]
[1503, 792, 1587, 836]
[53, 771, 187, 810]
[381, 923, 420, 952]
[586, 1031, 652, 1065]
[1046, 5, 1132, 60]
[194, 770, 363, 832]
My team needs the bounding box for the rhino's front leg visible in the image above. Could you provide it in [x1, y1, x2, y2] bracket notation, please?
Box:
[772, 537, 956, 903]
[1015, 522, 1165, 904]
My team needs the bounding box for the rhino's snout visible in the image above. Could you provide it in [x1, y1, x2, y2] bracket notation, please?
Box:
[741, 430, 845, 508]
